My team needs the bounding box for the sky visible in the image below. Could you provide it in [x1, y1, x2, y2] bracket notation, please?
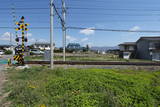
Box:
[1, 0, 160, 47]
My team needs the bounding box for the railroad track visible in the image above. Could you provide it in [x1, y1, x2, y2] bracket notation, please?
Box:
[24, 61, 160, 66]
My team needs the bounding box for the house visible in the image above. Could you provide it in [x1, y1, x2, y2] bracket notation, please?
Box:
[66, 43, 82, 52]
[136, 37, 160, 61]
[107, 49, 120, 55]
[0, 45, 14, 51]
[31, 42, 55, 50]
[119, 42, 137, 59]
[119, 36, 160, 61]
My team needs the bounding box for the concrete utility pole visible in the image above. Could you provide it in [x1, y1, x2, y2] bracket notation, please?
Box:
[62, 0, 66, 61]
[11, 4, 18, 45]
[50, 0, 54, 69]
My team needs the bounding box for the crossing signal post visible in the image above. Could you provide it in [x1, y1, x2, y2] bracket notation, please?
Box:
[14, 16, 29, 65]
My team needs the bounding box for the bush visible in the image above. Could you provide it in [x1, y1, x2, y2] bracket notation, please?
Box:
[4, 50, 13, 55]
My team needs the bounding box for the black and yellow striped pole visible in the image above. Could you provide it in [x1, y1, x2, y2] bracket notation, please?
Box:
[14, 16, 29, 65]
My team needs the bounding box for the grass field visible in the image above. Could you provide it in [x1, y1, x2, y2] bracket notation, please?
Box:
[5, 66, 160, 107]
[24, 53, 151, 62]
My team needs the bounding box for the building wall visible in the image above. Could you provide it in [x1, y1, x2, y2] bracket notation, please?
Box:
[137, 40, 151, 60]
[33, 44, 50, 50]
[119, 46, 125, 51]
[119, 45, 136, 51]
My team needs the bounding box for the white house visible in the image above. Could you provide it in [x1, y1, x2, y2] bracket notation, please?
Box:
[31, 42, 55, 50]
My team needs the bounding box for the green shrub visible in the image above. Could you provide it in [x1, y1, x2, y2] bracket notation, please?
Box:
[4, 50, 13, 55]
[6, 67, 160, 107]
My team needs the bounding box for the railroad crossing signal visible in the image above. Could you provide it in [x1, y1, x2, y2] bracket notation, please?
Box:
[14, 16, 29, 65]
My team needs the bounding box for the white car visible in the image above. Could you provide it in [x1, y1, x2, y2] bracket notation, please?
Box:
[123, 52, 131, 60]
[0, 50, 4, 55]
[30, 49, 44, 55]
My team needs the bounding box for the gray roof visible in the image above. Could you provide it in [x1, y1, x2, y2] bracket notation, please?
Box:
[0, 45, 13, 47]
[32, 42, 55, 46]
[119, 42, 136, 46]
[34, 42, 50, 45]
[137, 36, 160, 42]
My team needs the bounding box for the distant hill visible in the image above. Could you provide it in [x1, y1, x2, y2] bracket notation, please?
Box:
[91, 46, 119, 52]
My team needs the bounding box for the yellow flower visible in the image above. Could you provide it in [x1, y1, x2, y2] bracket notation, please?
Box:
[28, 84, 36, 89]
[40, 104, 46, 107]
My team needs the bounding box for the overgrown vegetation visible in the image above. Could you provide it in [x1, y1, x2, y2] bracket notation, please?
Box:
[5, 67, 160, 107]
[24, 54, 151, 62]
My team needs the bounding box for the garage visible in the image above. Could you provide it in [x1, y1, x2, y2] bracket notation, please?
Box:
[152, 52, 160, 61]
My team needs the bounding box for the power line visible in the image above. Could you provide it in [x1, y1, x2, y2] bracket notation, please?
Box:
[1, 26, 160, 33]
[1, 7, 160, 12]
[2, 11, 160, 16]
[52, 2, 64, 26]
[0, 8, 49, 10]
[67, 27, 160, 33]
[68, 13, 160, 17]
[0, 26, 61, 29]
[67, 7, 160, 12]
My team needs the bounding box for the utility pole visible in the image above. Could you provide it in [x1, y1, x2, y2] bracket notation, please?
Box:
[50, 0, 54, 69]
[62, 0, 66, 61]
[11, 4, 18, 45]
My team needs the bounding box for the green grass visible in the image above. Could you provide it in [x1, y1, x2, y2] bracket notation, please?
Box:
[24, 55, 43, 61]
[5, 67, 160, 107]
[24, 54, 151, 62]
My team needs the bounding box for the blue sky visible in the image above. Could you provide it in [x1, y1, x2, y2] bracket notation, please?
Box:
[1, 0, 160, 47]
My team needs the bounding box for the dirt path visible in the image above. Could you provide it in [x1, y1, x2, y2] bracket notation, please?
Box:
[0, 65, 8, 105]
[0, 55, 12, 106]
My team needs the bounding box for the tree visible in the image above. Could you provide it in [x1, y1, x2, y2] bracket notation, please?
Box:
[86, 44, 90, 51]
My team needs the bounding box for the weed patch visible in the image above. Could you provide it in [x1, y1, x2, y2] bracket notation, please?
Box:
[6, 67, 160, 107]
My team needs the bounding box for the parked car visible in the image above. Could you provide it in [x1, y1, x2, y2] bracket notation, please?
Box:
[0, 50, 4, 55]
[30, 49, 44, 55]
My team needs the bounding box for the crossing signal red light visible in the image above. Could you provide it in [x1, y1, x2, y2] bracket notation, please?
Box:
[24, 38, 28, 42]
[21, 16, 25, 20]
[15, 38, 19, 42]
[25, 28, 28, 31]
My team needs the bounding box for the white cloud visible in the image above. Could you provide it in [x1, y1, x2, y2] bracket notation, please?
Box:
[120, 26, 141, 42]
[28, 38, 47, 43]
[81, 37, 88, 42]
[38, 39, 47, 42]
[28, 38, 36, 43]
[66, 35, 77, 42]
[80, 28, 95, 36]
[130, 26, 140, 31]
[0, 32, 12, 41]
[26, 33, 32, 37]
